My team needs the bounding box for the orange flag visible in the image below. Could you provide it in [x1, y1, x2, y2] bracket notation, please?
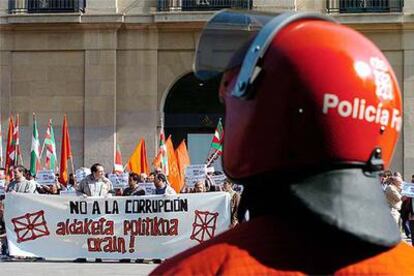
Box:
[59, 115, 72, 185]
[152, 151, 162, 169]
[126, 138, 149, 175]
[175, 139, 191, 192]
[166, 136, 181, 193]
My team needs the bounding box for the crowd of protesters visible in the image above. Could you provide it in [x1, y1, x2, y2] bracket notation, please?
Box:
[0, 163, 243, 260]
[5, 164, 414, 259]
[381, 170, 414, 245]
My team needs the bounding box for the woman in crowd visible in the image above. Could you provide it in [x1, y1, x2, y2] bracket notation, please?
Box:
[385, 175, 403, 225]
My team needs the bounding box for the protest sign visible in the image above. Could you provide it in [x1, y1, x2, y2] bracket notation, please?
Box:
[4, 192, 230, 259]
[185, 165, 207, 187]
[402, 182, 414, 198]
[185, 176, 206, 187]
[211, 174, 226, 186]
[206, 166, 215, 173]
[75, 168, 91, 183]
[36, 170, 56, 185]
[138, 182, 156, 195]
[108, 173, 129, 189]
[0, 179, 5, 195]
[185, 164, 207, 178]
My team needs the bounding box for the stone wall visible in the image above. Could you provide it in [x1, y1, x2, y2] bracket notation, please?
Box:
[0, 1, 413, 177]
[116, 26, 158, 167]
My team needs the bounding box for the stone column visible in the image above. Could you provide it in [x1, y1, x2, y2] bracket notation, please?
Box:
[116, 26, 159, 161]
[0, 50, 12, 149]
[117, 0, 156, 14]
[86, 0, 117, 14]
[84, 29, 118, 169]
[403, 0, 414, 13]
[0, 28, 12, 144]
[252, 0, 296, 11]
[403, 36, 414, 178]
[169, 0, 182, 11]
[9, 0, 28, 14]
[296, 0, 325, 12]
[384, 51, 404, 175]
[0, 0, 9, 15]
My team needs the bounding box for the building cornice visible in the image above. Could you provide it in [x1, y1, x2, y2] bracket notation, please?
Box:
[0, 22, 122, 31]
[1, 11, 414, 32]
[330, 13, 414, 31]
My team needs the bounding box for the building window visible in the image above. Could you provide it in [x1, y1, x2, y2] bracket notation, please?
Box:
[326, 0, 404, 13]
[157, 0, 252, 12]
[9, 0, 86, 14]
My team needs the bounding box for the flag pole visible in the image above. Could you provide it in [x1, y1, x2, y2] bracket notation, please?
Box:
[159, 116, 164, 156]
[14, 114, 18, 165]
[206, 149, 220, 167]
[68, 115, 75, 184]
[19, 114, 24, 166]
[16, 114, 24, 166]
[69, 156, 76, 184]
[39, 119, 49, 159]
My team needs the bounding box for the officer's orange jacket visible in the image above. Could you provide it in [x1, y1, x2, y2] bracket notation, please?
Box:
[151, 216, 414, 275]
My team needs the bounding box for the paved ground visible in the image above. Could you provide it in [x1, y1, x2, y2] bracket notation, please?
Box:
[0, 236, 411, 276]
[0, 261, 158, 276]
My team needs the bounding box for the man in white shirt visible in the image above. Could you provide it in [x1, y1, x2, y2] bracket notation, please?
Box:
[7, 165, 36, 194]
[76, 163, 113, 197]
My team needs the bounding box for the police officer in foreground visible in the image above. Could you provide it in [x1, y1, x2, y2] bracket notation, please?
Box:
[152, 10, 414, 274]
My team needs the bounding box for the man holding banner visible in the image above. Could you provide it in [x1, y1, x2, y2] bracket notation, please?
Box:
[122, 172, 145, 196]
[154, 173, 176, 195]
[7, 165, 36, 194]
[0, 168, 6, 194]
[77, 163, 113, 197]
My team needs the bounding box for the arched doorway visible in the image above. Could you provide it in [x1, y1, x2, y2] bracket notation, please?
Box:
[164, 72, 224, 167]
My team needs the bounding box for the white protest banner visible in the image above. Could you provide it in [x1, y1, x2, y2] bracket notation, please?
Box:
[75, 168, 91, 183]
[402, 182, 414, 198]
[138, 182, 156, 195]
[108, 173, 129, 189]
[4, 192, 230, 259]
[0, 179, 5, 195]
[59, 190, 80, 197]
[35, 170, 56, 185]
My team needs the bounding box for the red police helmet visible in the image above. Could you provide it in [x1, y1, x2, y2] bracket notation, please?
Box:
[194, 11, 402, 246]
[195, 11, 402, 180]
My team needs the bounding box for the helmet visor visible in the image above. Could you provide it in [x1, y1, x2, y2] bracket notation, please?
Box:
[194, 10, 275, 80]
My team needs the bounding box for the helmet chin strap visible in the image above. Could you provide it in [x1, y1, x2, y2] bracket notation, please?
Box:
[364, 147, 384, 174]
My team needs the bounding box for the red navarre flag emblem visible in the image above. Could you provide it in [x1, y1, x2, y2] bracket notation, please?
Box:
[11, 210, 50, 243]
[190, 210, 219, 244]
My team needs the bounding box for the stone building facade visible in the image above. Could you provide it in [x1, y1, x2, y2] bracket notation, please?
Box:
[0, 0, 413, 178]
